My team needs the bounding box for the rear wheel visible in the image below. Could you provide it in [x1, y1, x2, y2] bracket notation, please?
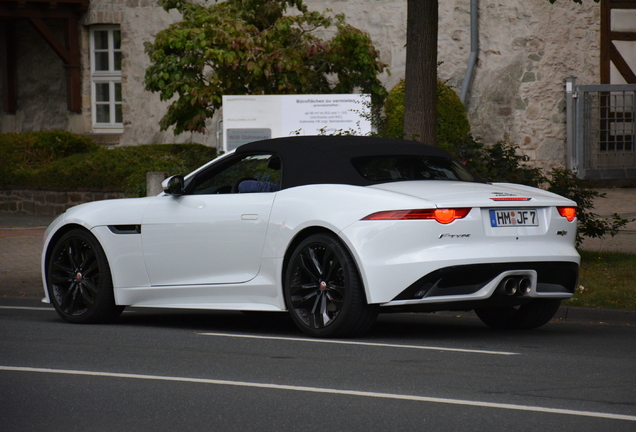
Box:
[284, 233, 378, 338]
[46, 228, 124, 323]
[475, 299, 562, 330]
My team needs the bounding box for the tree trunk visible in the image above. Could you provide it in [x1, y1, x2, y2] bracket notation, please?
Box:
[404, 0, 438, 145]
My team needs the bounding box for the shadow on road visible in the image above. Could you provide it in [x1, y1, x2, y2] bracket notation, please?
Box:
[103, 307, 585, 343]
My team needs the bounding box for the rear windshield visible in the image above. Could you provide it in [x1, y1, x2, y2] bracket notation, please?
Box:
[351, 155, 476, 183]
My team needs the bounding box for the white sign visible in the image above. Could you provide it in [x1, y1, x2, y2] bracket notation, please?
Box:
[222, 94, 371, 152]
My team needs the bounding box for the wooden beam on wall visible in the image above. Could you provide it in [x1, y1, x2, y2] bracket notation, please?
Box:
[28, 16, 71, 63]
[26, 13, 81, 112]
[65, 13, 80, 112]
[2, 20, 17, 113]
[610, 42, 636, 83]
[601, 0, 611, 84]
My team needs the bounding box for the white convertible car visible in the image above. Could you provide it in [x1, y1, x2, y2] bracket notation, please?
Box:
[42, 136, 579, 337]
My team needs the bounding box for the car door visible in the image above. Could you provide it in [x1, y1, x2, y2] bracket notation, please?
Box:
[141, 154, 281, 286]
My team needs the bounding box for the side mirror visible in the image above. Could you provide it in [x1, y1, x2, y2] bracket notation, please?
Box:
[163, 175, 185, 196]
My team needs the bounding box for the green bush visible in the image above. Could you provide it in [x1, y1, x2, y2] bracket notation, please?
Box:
[0, 131, 100, 185]
[462, 138, 545, 187]
[547, 169, 628, 246]
[14, 144, 217, 196]
[381, 79, 471, 150]
[1, 131, 217, 196]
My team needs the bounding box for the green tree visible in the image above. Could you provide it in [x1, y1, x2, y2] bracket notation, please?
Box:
[382, 79, 470, 151]
[144, 0, 387, 134]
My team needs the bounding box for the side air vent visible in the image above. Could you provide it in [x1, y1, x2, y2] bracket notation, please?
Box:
[108, 225, 141, 235]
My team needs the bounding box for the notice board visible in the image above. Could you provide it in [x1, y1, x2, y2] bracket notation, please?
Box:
[222, 94, 371, 152]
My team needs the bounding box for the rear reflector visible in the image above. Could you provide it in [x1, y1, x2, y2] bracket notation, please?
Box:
[557, 207, 577, 221]
[362, 208, 471, 224]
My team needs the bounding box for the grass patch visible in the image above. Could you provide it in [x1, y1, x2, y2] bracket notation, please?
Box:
[564, 250, 636, 310]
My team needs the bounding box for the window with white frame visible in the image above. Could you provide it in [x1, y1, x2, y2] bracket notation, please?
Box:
[90, 26, 123, 132]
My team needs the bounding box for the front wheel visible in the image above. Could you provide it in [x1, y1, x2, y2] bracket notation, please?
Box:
[46, 228, 124, 323]
[475, 299, 562, 330]
[284, 233, 378, 338]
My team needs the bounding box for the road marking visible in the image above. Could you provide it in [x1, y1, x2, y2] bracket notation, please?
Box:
[0, 306, 54, 311]
[198, 332, 519, 356]
[2, 365, 634, 422]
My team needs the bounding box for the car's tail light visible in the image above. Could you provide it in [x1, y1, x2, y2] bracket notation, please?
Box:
[557, 207, 577, 222]
[362, 208, 471, 224]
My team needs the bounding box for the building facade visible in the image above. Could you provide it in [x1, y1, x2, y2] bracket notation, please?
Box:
[1, 0, 634, 175]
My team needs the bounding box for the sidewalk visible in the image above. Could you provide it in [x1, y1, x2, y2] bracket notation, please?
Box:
[1, 189, 634, 325]
[0, 214, 52, 299]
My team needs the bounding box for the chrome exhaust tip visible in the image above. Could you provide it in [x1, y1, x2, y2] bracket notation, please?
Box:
[518, 277, 532, 295]
[498, 277, 518, 296]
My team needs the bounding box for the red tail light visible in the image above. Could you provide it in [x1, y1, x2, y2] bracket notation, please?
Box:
[557, 207, 577, 222]
[362, 208, 471, 224]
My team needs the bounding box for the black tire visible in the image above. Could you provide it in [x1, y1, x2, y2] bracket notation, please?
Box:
[475, 299, 562, 330]
[46, 228, 124, 323]
[284, 233, 378, 338]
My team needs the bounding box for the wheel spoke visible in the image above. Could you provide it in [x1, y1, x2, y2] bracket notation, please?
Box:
[325, 291, 344, 309]
[66, 239, 81, 269]
[59, 283, 77, 314]
[299, 250, 321, 282]
[321, 249, 338, 281]
[79, 249, 97, 273]
[307, 246, 324, 277]
[50, 273, 73, 284]
[52, 260, 74, 274]
[82, 260, 99, 280]
[319, 296, 331, 327]
[82, 278, 99, 297]
[291, 289, 318, 308]
[79, 285, 96, 308]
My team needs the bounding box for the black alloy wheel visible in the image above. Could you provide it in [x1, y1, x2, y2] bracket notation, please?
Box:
[46, 228, 124, 323]
[284, 233, 378, 338]
[475, 299, 562, 330]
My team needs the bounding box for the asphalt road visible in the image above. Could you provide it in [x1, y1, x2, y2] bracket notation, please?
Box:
[1, 298, 635, 432]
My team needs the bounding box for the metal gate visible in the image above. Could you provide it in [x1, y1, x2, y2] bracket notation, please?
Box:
[566, 78, 636, 180]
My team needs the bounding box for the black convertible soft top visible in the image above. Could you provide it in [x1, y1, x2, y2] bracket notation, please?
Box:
[234, 135, 461, 189]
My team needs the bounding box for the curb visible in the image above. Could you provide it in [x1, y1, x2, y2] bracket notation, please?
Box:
[553, 306, 636, 326]
[435, 306, 636, 327]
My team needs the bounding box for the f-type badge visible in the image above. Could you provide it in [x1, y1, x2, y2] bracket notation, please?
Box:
[439, 233, 471, 239]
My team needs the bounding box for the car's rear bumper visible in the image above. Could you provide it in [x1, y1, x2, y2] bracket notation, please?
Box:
[383, 261, 577, 307]
[340, 215, 580, 305]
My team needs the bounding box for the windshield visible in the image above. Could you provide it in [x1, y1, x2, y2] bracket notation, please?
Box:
[351, 155, 477, 183]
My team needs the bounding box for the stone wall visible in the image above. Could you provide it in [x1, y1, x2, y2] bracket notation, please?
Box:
[307, 0, 600, 172]
[0, 189, 126, 217]
[1, 0, 601, 171]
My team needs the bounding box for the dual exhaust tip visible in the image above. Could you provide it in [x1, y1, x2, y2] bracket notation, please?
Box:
[498, 276, 532, 296]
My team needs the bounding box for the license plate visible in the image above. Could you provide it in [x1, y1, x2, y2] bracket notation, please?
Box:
[490, 209, 538, 227]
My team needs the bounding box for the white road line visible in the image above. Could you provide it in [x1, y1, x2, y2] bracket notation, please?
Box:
[0, 306, 54, 311]
[2, 365, 634, 422]
[198, 332, 519, 356]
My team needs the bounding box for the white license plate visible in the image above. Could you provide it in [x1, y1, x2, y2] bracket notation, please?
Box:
[490, 209, 538, 227]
